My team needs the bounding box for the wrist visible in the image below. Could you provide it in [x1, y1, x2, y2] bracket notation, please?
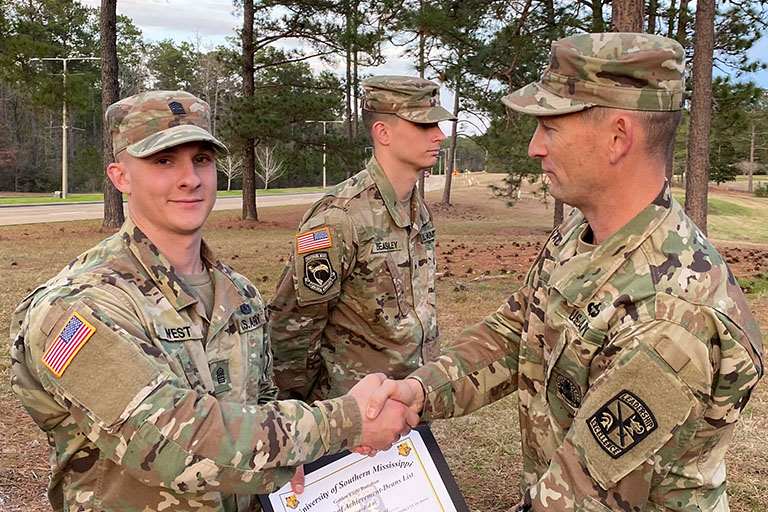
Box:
[406, 378, 426, 413]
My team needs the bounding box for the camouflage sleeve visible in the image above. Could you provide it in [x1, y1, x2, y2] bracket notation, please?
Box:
[256, 319, 279, 404]
[519, 316, 760, 511]
[25, 286, 363, 495]
[408, 286, 529, 420]
[268, 209, 356, 399]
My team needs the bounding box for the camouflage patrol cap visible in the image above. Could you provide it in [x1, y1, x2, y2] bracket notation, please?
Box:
[361, 75, 456, 123]
[106, 90, 228, 158]
[503, 33, 685, 116]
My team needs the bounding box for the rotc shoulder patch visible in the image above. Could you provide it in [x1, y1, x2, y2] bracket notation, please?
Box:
[296, 227, 332, 254]
[42, 312, 95, 377]
[587, 390, 657, 459]
[303, 252, 337, 294]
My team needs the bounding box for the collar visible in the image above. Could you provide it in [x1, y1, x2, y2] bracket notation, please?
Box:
[366, 157, 431, 231]
[120, 220, 245, 328]
[549, 182, 673, 307]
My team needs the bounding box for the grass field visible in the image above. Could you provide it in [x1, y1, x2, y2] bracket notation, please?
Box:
[0, 175, 766, 510]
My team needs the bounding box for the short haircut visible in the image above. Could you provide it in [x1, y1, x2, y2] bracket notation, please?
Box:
[362, 109, 398, 144]
[580, 107, 682, 162]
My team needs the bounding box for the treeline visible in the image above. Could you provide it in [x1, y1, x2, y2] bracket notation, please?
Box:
[0, 0, 767, 201]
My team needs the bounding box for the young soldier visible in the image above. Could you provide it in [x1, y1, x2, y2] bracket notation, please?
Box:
[366, 33, 764, 511]
[268, 76, 455, 401]
[10, 90, 416, 511]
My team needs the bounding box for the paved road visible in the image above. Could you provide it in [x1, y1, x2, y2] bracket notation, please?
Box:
[0, 175, 446, 226]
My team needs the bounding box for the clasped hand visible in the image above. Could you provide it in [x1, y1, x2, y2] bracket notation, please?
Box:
[290, 374, 425, 494]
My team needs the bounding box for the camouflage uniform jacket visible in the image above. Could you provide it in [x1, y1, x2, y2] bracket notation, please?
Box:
[269, 157, 439, 401]
[10, 220, 362, 512]
[410, 184, 764, 511]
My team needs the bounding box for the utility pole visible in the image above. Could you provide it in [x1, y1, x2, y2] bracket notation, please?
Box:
[30, 56, 100, 199]
[306, 120, 344, 188]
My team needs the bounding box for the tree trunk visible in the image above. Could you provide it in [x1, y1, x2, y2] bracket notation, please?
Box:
[100, 0, 124, 228]
[241, 0, 258, 220]
[344, 0, 353, 143]
[665, 148, 675, 183]
[648, 0, 657, 33]
[676, 0, 689, 44]
[553, 199, 564, 227]
[749, 122, 755, 193]
[612, 0, 644, 32]
[667, 0, 677, 37]
[441, 72, 460, 205]
[353, 50, 359, 139]
[417, 13, 426, 200]
[685, 0, 714, 234]
[591, 0, 606, 31]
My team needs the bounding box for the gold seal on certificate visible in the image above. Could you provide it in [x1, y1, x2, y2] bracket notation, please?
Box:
[260, 426, 469, 512]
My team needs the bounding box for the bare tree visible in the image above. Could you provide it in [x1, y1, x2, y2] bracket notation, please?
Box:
[101, 0, 124, 228]
[254, 145, 286, 190]
[217, 154, 243, 191]
[685, 0, 715, 234]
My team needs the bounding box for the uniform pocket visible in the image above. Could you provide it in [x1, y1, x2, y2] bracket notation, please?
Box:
[577, 496, 613, 512]
[546, 327, 606, 419]
[386, 256, 412, 317]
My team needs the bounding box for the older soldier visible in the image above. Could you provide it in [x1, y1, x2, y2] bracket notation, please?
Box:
[366, 33, 764, 510]
[268, 76, 455, 401]
[10, 90, 416, 512]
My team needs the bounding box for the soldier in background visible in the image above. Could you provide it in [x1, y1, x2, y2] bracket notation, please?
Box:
[365, 33, 764, 510]
[268, 76, 455, 401]
[10, 90, 416, 511]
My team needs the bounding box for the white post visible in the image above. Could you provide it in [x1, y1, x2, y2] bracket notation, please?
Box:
[322, 121, 327, 188]
[30, 56, 99, 200]
[61, 59, 68, 199]
[306, 119, 343, 188]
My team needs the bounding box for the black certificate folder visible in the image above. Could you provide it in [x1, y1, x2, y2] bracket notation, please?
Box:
[259, 425, 470, 512]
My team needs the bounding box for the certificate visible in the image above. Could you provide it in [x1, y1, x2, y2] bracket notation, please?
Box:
[259, 425, 469, 512]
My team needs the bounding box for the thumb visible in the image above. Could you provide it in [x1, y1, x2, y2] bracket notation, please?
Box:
[290, 465, 305, 494]
[366, 379, 403, 419]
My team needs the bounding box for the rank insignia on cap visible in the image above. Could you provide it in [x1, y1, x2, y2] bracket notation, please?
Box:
[42, 312, 95, 377]
[168, 101, 186, 115]
[296, 227, 332, 254]
[303, 251, 337, 294]
[587, 390, 657, 458]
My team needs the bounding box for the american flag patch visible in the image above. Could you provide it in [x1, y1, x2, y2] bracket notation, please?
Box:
[296, 227, 332, 254]
[42, 313, 95, 377]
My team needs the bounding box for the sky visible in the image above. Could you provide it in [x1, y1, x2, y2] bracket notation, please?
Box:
[77, 0, 768, 135]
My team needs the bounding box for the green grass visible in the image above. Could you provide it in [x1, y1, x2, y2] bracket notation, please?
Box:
[0, 187, 327, 205]
[671, 192, 758, 217]
[738, 275, 768, 297]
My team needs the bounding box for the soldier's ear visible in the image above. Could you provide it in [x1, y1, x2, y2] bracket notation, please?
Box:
[106, 159, 131, 195]
[371, 120, 391, 147]
[608, 112, 634, 165]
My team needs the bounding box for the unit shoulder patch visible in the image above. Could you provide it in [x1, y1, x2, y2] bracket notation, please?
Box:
[303, 252, 338, 294]
[587, 389, 657, 459]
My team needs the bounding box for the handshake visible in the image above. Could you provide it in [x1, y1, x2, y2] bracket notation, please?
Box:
[291, 374, 427, 493]
[347, 373, 427, 453]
